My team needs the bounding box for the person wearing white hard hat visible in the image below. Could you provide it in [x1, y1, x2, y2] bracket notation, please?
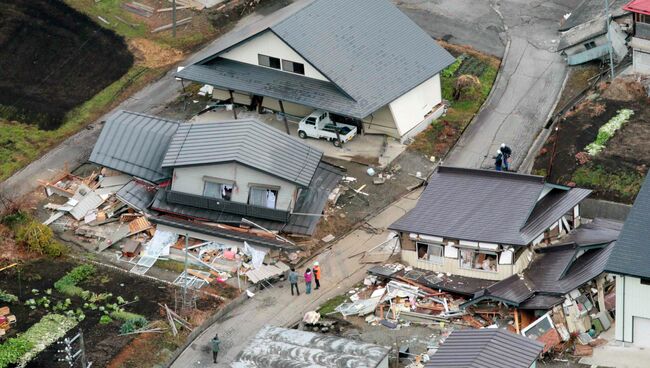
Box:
[313, 261, 321, 290]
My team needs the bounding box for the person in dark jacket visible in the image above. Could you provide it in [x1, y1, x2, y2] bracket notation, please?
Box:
[495, 149, 503, 171]
[500, 143, 512, 171]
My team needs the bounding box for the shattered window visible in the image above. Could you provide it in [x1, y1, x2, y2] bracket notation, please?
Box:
[416, 242, 444, 265]
[459, 249, 497, 272]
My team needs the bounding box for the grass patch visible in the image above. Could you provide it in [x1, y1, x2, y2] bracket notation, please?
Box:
[0, 66, 155, 180]
[572, 164, 643, 203]
[410, 48, 499, 158]
[317, 294, 348, 315]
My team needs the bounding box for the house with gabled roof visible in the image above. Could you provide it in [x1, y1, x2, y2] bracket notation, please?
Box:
[89, 110, 342, 248]
[606, 172, 650, 347]
[175, 0, 455, 142]
[389, 166, 591, 281]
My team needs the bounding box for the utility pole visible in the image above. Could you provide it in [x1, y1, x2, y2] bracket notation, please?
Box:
[605, 0, 615, 79]
[182, 232, 189, 310]
[58, 330, 91, 368]
[172, 0, 177, 38]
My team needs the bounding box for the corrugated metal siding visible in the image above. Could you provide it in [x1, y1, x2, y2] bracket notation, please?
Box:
[162, 119, 322, 188]
[89, 110, 180, 183]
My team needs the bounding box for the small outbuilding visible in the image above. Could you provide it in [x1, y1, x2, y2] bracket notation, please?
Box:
[232, 325, 390, 368]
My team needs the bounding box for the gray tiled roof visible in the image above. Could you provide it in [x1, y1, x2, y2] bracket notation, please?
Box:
[162, 119, 322, 187]
[560, 0, 629, 31]
[606, 173, 650, 278]
[89, 110, 180, 183]
[467, 219, 622, 309]
[426, 329, 543, 368]
[389, 166, 589, 246]
[178, 0, 455, 119]
[176, 59, 365, 117]
[115, 179, 156, 212]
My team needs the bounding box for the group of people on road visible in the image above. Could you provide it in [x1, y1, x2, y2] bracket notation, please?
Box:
[288, 262, 321, 296]
[495, 143, 513, 171]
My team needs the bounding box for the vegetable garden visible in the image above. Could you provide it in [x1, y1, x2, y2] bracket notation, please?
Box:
[0, 259, 202, 367]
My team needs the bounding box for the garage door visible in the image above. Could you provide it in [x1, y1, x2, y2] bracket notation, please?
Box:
[633, 317, 650, 347]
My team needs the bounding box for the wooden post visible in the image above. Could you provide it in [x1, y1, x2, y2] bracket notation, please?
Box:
[596, 275, 607, 313]
[228, 90, 237, 119]
[278, 100, 291, 135]
[514, 308, 520, 334]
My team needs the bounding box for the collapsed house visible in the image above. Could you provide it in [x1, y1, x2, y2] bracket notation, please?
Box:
[425, 329, 544, 368]
[232, 325, 390, 368]
[389, 166, 591, 285]
[39, 110, 343, 284]
[175, 0, 455, 142]
[558, 0, 631, 65]
[605, 172, 650, 347]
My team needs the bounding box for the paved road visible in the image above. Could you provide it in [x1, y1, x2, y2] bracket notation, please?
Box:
[0, 2, 289, 204]
[410, 0, 583, 171]
[170, 189, 422, 367]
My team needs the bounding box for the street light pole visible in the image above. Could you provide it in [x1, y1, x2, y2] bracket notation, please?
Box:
[605, 0, 615, 79]
[172, 0, 177, 38]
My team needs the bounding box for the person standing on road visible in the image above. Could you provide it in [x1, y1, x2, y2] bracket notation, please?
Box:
[313, 262, 321, 290]
[289, 267, 300, 296]
[500, 143, 512, 171]
[211, 334, 221, 364]
[494, 149, 503, 171]
[304, 268, 313, 294]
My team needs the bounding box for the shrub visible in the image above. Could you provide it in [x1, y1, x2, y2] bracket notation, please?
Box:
[15, 220, 68, 257]
[54, 265, 95, 297]
[99, 315, 113, 325]
[0, 290, 18, 303]
[0, 210, 28, 229]
[119, 316, 148, 335]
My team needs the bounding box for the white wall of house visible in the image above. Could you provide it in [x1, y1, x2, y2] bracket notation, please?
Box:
[362, 105, 400, 137]
[220, 30, 329, 81]
[562, 34, 610, 57]
[171, 162, 298, 211]
[631, 37, 650, 74]
[388, 74, 443, 137]
[615, 275, 650, 346]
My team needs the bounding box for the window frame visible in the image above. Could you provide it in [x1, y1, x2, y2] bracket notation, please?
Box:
[458, 248, 498, 272]
[281, 59, 305, 75]
[202, 181, 233, 201]
[258, 54, 281, 70]
[584, 41, 597, 50]
[247, 185, 280, 209]
[416, 241, 444, 265]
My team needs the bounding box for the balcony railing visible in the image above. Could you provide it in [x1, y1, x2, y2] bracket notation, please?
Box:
[166, 190, 290, 223]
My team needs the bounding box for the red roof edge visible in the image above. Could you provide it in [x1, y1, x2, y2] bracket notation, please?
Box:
[624, 0, 650, 16]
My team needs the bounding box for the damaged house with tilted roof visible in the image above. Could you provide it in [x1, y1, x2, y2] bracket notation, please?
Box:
[89, 110, 342, 253]
[175, 0, 455, 142]
[389, 166, 592, 286]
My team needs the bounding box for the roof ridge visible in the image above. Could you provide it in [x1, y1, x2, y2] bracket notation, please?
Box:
[437, 165, 545, 183]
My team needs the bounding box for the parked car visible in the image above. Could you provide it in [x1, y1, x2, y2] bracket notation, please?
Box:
[298, 110, 357, 147]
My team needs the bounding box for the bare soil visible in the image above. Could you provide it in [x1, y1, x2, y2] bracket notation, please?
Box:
[533, 95, 650, 203]
[0, 0, 133, 130]
[0, 258, 222, 368]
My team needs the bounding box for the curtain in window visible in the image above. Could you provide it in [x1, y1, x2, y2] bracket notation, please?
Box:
[204, 182, 222, 199]
[249, 187, 267, 207]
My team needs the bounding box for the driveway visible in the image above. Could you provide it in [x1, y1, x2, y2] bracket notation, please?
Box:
[169, 189, 422, 367]
[398, 0, 582, 172]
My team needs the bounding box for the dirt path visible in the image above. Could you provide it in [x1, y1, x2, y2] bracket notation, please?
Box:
[169, 189, 422, 367]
